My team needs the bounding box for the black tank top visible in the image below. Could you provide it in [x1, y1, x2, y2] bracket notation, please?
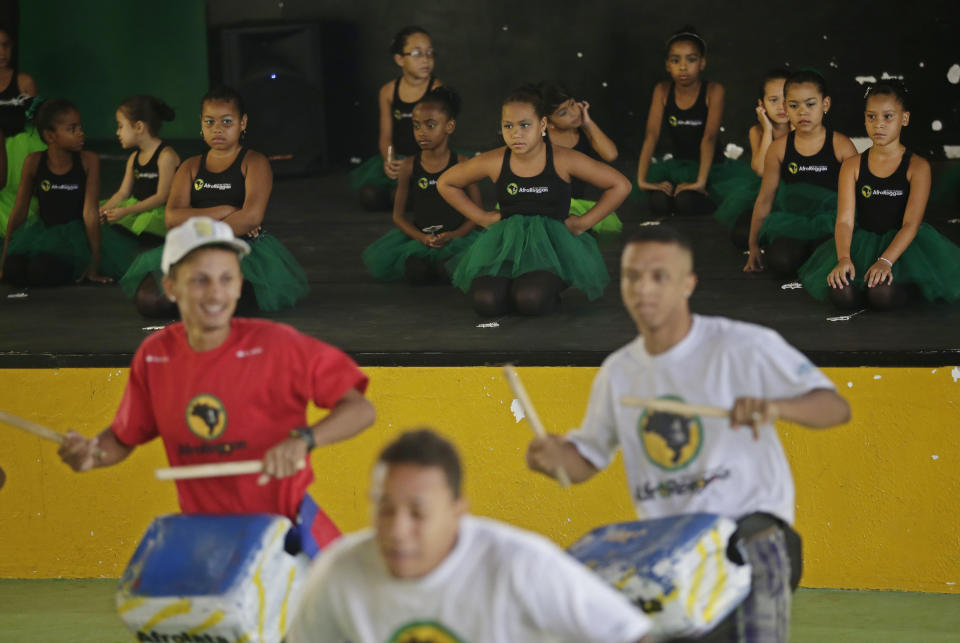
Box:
[663, 82, 709, 161]
[390, 76, 436, 157]
[131, 143, 167, 201]
[856, 150, 912, 234]
[0, 72, 29, 136]
[191, 148, 247, 210]
[410, 150, 465, 232]
[496, 143, 571, 221]
[34, 151, 85, 226]
[781, 129, 841, 191]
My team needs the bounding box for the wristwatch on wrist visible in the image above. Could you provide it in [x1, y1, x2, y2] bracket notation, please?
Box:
[290, 426, 316, 451]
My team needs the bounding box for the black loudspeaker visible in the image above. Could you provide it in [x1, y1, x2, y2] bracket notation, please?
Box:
[221, 23, 327, 176]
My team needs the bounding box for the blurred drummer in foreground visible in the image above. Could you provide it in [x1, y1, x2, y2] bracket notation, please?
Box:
[289, 428, 653, 643]
[527, 225, 850, 642]
[58, 217, 375, 555]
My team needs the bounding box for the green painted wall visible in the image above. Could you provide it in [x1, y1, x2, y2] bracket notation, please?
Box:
[19, 0, 208, 139]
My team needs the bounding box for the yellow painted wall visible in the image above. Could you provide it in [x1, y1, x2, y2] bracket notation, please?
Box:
[0, 366, 957, 594]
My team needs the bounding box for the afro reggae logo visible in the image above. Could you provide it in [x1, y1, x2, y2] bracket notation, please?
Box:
[133, 168, 140, 180]
[193, 178, 205, 191]
[185, 394, 228, 440]
[389, 621, 463, 643]
[861, 185, 873, 198]
[787, 162, 799, 175]
[393, 109, 404, 120]
[668, 115, 678, 127]
[637, 397, 703, 471]
[418, 177, 429, 189]
[40, 180, 51, 192]
[506, 182, 519, 196]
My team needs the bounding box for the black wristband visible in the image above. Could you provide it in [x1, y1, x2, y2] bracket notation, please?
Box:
[290, 426, 316, 451]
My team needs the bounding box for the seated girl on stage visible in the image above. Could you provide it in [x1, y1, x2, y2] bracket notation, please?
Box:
[799, 82, 960, 309]
[1, 99, 138, 286]
[0, 23, 44, 232]
[351, 26, 442, 211]
[635, 26, 724, 216]
[540, 82, 622, 233]
[120, 86, 309, 317]
[714, 68, 791, 248]
[362, 86, 481, 285]
[744, 70, 858, 276]
[437, 86, 630, 317]
[99, 95, 181, 242]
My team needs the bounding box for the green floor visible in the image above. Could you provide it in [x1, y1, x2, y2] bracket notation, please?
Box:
[0, 580, 957, 642]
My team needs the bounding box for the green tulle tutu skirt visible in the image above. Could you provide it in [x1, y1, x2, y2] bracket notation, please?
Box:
[448, 215, 609, 300]
[349, 155, 397, 190]
[6, 218, 140, 279]
[799, 223, 960, 302]
[759, 183, 838, 244]
[712, 165, 762, 230]
[362, 228, 481, 282]
[119, 232, 309, 311]
[104, 196, 167, 237]
[0, 127, 47, 232]
[931, 162, 960, 206]
[632, 158, 751, 205]
[568, 199, 623, 234]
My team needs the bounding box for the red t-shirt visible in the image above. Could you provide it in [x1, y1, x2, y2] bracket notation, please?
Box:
[111, 318, 369, 521]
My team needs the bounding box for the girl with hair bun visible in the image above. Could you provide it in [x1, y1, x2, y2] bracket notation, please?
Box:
[100, 95, 181, 240]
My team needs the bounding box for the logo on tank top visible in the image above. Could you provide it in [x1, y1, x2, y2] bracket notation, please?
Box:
[418, 177, 430, 189]
[637, 396, 703, 471]
[506, 182, 519, 195]
[668, 115, 702, 127]
[185, 394, 228, 440]
[194, 178, 205, 191]
[389, 621, 463, 643]
[790, 163, 828, 174]
[787, 162, 799, 175]
[194, 178, 231, 191]
[393, 109, 412, 120]
[860, 185, 904, 199]
[39, 180, 79, 192]
[134, 169, 158, 181]
[506, 182, 548, 196]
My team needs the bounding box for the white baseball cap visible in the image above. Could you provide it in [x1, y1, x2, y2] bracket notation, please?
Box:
[161, 217, 251, 275]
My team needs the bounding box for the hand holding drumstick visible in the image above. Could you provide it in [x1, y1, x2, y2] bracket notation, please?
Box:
[619, 396, 781, 441]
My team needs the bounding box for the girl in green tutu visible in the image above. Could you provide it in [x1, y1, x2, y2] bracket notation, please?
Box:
[635, 26, 724, 215]
[120, 86, 309, 317]
[744, 70, 858, 276]
[540, 82, 622, 234]
[99, 95, 181, 242]
[352, 26, 442, 211]
[0, 24, 44, 233]
[715, 69, 791, 248]
[437, 86, 630, 316]
[800, 83, 960, 309]
[362, 87, 480, 284]
[1, 99, 139, 285]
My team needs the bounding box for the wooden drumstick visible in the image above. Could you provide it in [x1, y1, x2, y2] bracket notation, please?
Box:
[155, 459, 307, 481]
[619, 396, 730, 419]
[0, 409, 67, 444]
[503, 365, 572, 488]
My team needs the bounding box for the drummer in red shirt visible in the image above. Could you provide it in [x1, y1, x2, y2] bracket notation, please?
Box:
[58, 216, 376, 556]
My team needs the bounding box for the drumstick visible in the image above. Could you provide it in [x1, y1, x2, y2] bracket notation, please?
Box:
[0, 409, 67, 444]
[155, 459, 307, 481]
[619, 396, 730, 419]
[387, 144, 394, 165]
[502, 365, 572, 488]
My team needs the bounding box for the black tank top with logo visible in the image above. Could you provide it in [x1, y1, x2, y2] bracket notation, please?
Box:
[781, 128, 841, 191]
[132, 143, 167, 201]
[390, 76, 436, 158]
[496, 143, 571, 221]
[34, 151, 85, 226]
[663, 82, 709, 161]
[0, 72, 29, 136]
[856, 150, 912, 234]
[410, 150, 465, 232]
[191, 148, 247, 210]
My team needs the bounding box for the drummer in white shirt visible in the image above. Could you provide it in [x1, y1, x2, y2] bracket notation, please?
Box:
[527, 225, 850, 643]
[289, 428, 653, 643]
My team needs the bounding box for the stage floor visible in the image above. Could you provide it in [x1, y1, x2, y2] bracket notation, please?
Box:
[2, 165, 959, 368]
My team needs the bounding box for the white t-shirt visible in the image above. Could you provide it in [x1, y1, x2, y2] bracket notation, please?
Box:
[287, 515, 652, 643]
[567, 315, 834, 525]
